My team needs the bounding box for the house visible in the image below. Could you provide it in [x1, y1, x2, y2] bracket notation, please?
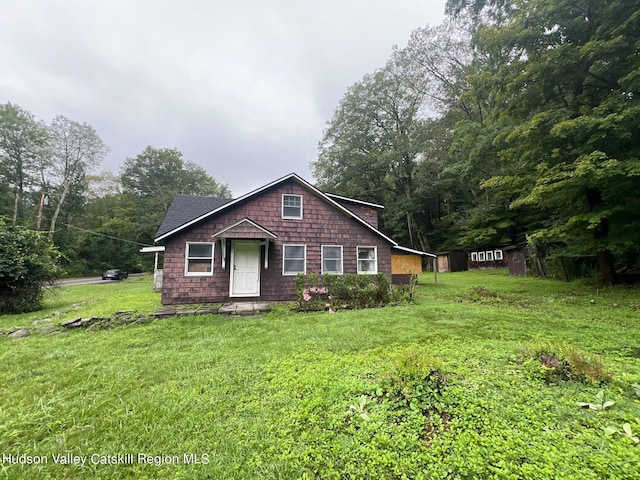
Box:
[153, 173, 432, 305]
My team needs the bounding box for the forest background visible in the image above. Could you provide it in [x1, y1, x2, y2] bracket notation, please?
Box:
[1, 0, 638, 284]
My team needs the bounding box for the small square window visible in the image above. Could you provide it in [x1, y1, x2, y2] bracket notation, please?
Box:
[478, 251, 486, 262]
[185, 242, 214, 276]
[495, 250, 504, 260]
[486, 250, 494, 261]
[283, 244, 306, 275]
[471, 252, 478, 262]
[357, 246, 377, 274]
[282, 194, 302, 219]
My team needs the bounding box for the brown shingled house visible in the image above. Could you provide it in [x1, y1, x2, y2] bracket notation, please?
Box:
[154, 173, 429, 305]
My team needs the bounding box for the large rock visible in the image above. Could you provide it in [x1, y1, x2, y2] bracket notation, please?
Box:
[9, 329, 29, 338]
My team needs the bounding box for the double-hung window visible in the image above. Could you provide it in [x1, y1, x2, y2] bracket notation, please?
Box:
[357, 246, 377, 274]
[283, 245, 306, 275]
[185, 242, 214, 276]
[282, 194, 302, 219]
[322, 245, 343, 274]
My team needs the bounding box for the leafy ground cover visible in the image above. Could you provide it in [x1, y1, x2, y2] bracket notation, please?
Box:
[0, 275, 161, 332]
[1, 270, 639, 479]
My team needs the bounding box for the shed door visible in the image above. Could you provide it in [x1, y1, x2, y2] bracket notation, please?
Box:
[230, 241, 260, 297]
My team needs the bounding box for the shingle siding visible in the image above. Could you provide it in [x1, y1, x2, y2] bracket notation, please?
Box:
[161, 178, 392, 305]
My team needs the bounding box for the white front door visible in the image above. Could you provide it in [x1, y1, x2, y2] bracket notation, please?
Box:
[230, 241, 260, 297]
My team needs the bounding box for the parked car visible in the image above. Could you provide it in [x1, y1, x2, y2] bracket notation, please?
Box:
[102, 269, 128, 280]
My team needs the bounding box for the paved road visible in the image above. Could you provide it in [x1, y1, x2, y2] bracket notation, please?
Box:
[56, 273, 145, 287]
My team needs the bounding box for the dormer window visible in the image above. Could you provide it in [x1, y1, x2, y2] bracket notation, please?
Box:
[282, 194, 302, 219]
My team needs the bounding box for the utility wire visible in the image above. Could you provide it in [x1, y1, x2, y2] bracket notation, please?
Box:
[63, 223, 153, 247]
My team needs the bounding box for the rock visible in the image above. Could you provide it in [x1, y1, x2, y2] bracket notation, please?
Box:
[39, 326, 58, 334]
[61, 317, 82, 328]
[9, 329, 29, 338]
[33, 318, 53, 325]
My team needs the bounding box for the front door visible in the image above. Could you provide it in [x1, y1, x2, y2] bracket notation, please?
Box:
[230, 241, 260, 297]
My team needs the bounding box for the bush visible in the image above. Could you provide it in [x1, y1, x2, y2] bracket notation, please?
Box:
[295, 273, 400, 310]
[520, 342, 613, 385]
[0, 219, 63, 313]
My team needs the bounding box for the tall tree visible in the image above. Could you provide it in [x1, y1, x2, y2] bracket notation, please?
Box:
[448, 0, 640, 283]
[0, 103, 49, 224]
[120, 146, 231, 245]
[314, 44, 431, 248]
[47, 115, 109, 240]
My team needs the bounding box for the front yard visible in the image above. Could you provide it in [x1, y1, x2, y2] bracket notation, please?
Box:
[1, 270, 639, 478]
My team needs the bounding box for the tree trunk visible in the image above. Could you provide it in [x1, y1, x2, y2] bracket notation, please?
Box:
[48, 182, 70, 240]
[586, 187, 617, 285]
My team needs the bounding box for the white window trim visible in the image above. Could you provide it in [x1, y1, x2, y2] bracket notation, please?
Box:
[357, 246, 378, 274]
[282, 194, 303, 219]
[486, 250, 494, 261]
[478, 251, 486, 262]
[471, 252, 478, 262]
[283, 244, 306, 276]
[322, 245, 343, 275]
[495, 249, 504, 260]
[184, 242, 215, 276]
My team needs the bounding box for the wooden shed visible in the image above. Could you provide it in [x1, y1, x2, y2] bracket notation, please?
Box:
[504, 245, 528, 276]
[436, 250, 468, 273]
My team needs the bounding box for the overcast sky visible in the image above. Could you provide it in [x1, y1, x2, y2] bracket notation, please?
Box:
[1, 0, 446, 195]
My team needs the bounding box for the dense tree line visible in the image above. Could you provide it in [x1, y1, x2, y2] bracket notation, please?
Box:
[313, 0, 639, 284]
[0, 104, 230, 276]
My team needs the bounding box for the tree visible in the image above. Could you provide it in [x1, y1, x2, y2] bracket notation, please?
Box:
[0, 217, 62, 313]
[0, 103, 49, 224]
[313, 43, 432, 248]
[448, 0, 640, 283]
[47, 115, 109, 240]
[117, 147, 231, 269]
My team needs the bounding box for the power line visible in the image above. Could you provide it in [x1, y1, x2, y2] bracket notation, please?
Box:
[63, 223, 153, 247]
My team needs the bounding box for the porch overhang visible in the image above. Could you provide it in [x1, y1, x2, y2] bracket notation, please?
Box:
[212, 218, 276, 269]
[212, 217, 277, 240]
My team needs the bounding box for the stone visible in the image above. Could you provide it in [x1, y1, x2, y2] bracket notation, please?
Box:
[9, 329, 29, 338]
[61, 317, 82, 328]
[39, 326, 58, 334]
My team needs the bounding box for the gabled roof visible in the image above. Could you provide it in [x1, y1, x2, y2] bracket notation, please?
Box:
[154, 173, 430, 257]
[155, 195, 232, 239]
[212, 217, 277, 239]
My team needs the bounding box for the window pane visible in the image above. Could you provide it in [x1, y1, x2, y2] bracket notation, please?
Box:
[323, 246, 341, 259]
[284, 259, 304, 273]
[358, 248, 374, 260]
[358, 260, 374, 272]
[283, 206, 300, 217]
[284, 245, 304, 259]
[188, 259, 212, 273]
[283, 195, 300, 207]
[323, 259, 340, 272]
[189, 244, 212, 258]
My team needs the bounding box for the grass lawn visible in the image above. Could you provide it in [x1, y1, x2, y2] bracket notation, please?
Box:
[1, 270, 639, 479]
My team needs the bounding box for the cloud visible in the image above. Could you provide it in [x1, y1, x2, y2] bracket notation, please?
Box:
[0, 0, 446, 194]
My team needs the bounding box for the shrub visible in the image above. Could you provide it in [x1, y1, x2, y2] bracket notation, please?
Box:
[0, 219, 63, 313]
[295, 273, 396, 310]
[520, 342, 613, 385]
